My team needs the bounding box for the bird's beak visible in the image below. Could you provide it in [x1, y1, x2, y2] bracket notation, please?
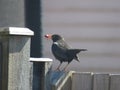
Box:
[44, 34, 52, 39]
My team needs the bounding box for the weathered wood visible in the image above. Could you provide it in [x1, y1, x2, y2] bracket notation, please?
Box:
[72, 72, 92, 90]
[51, 71, 66, 90]
[51, 71, 120, 90]
[60, 76, 71, 90]
[58, 71, 73, 90]
[51, 71, 73, 90]
[110, 74, 120, 90]
[0, 43, 2, 90]
[93, 74, 109, 90]
[30, 58, 52, 90]
[0, 27, 34, 90]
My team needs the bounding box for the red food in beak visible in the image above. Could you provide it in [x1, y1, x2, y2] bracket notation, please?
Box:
[44, 34, 52, 39]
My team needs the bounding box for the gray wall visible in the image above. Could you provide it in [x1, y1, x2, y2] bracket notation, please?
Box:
[0, 0, 42, 57]
[0, 0, 25, 27]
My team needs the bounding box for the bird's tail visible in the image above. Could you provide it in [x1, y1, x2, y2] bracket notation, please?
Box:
[67, 49, 87, 62]
[68, 49, 87, 53]
[78, 49, 87, 52]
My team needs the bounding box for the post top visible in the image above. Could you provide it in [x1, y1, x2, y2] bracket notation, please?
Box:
[0, 27, 34, 36]
[30, 58, 53, 62]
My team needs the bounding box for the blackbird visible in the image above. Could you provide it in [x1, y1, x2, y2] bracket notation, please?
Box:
[45, 34, 87, 71]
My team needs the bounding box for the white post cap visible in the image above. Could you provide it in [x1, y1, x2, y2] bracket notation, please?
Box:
[0, 27, 34, 36]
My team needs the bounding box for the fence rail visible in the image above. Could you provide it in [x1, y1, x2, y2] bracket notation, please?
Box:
[51, 71, 120, 90]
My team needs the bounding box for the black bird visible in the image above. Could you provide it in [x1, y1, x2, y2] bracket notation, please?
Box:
[45, 34, 87, 71]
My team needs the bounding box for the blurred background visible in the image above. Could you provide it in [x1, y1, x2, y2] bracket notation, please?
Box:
[42, 0, 120, 73]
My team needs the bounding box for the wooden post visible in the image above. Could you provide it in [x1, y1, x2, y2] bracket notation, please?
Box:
[30, 58, 53, 90]
[0, 27, 34, 90]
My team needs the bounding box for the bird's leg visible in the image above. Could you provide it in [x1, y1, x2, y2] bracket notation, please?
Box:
[62, 62, 70, 71]
[55, 62, 62, 71]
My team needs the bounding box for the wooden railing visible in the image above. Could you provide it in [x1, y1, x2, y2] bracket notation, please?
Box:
[51, 71, 120, 90]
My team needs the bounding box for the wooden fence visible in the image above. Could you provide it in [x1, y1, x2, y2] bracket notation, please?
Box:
[51, 71, 120, 90]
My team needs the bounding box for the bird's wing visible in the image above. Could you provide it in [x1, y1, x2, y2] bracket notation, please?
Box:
[57, 39, 71, 49]
[52, 42, 68, 61]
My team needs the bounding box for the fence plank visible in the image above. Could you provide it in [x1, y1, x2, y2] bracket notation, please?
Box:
[93, 74, 109, 90]
[60, 76, 72, 90]
[51, 71, 73, 90]
[72, 72, 92, 90]
[110, 74, 120, 90]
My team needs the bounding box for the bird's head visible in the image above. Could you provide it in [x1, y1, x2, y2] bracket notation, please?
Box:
[44, 34, 63, 42]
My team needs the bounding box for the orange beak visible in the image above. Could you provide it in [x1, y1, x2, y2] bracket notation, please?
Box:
[44, 34, 52, 39]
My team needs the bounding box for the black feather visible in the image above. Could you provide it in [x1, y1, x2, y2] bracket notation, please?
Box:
[51, 34, 87, 63]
